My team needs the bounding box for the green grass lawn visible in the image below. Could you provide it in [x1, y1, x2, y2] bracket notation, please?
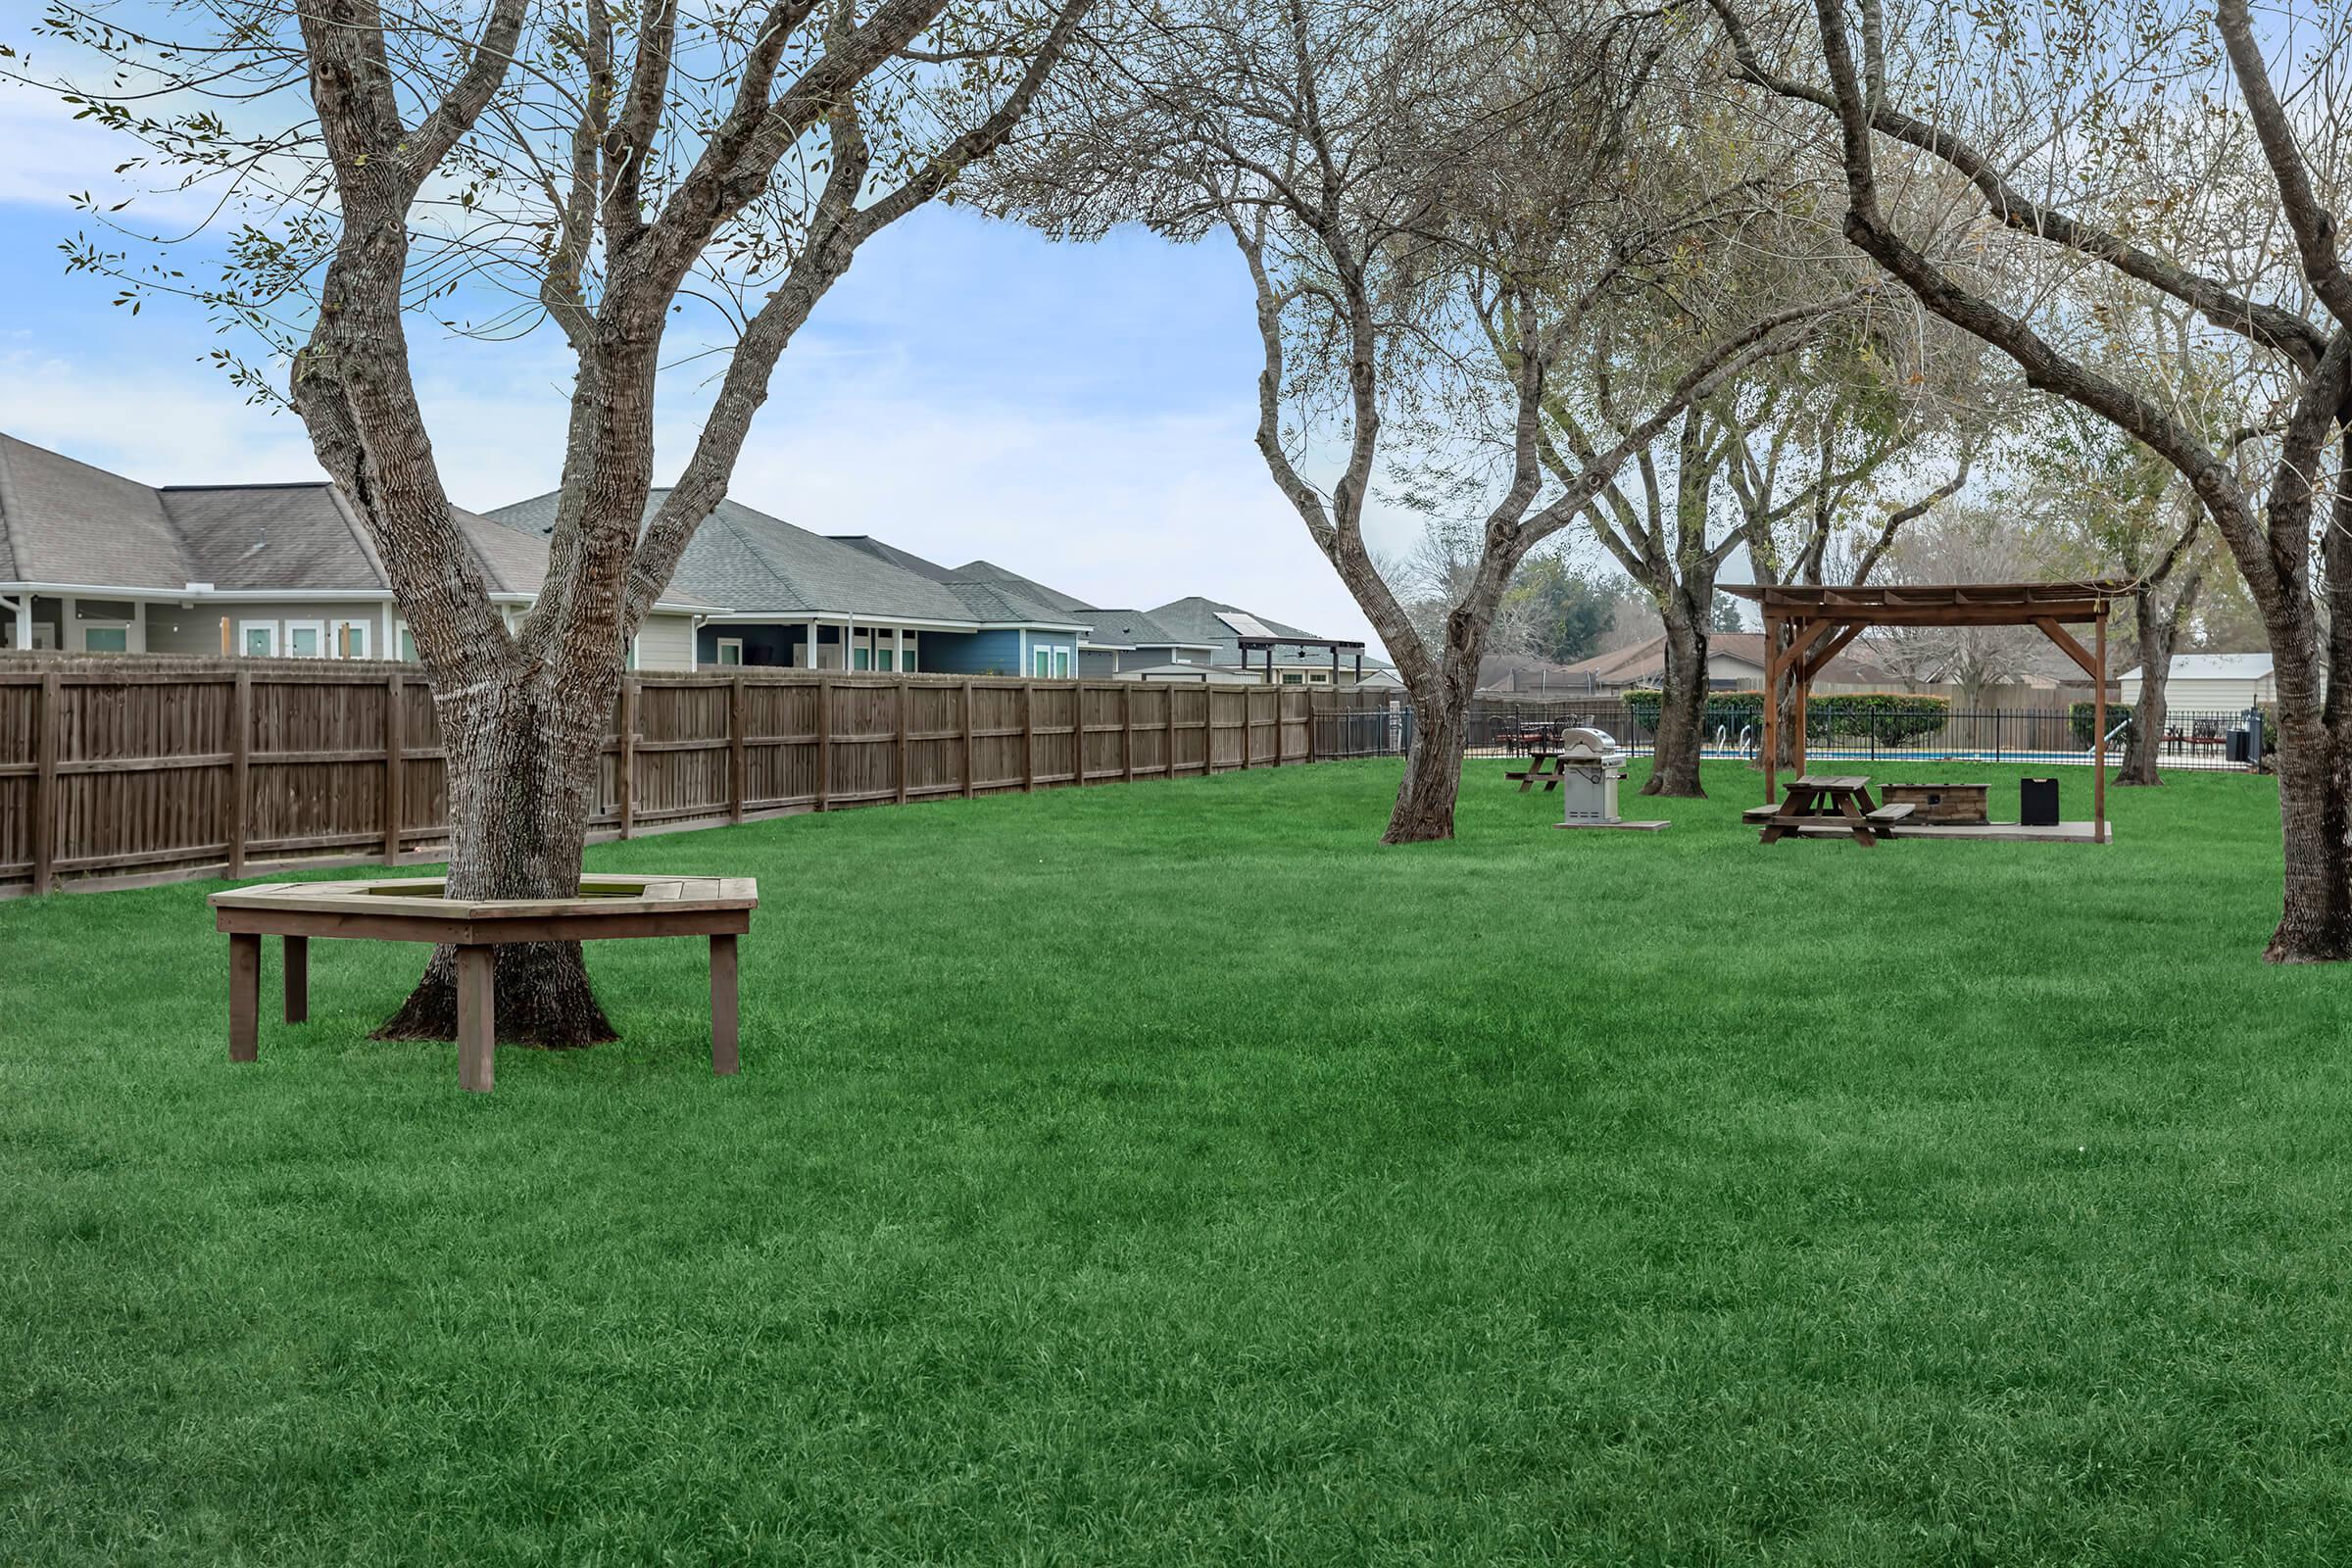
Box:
[9, 758, 2352, 1564]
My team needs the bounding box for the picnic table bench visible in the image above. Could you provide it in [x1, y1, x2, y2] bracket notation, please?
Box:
[1749, 774, 1913, 847]
[1505, 750, 1568, 792]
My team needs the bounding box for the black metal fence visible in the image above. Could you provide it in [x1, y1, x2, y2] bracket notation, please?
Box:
[1312, 693, 2265, 772]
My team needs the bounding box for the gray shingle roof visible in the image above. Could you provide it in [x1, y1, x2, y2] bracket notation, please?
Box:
[0, 433, 191, 587]
[0, 431, 707, 609]
[1147, 595, 1348, 664]
[488, 489, 1082, 627]
[1069, 608, 1202, 649]
[829, 535, 958, 582]
[948, 560, 1091, 612]
[163, 485, 382, 591]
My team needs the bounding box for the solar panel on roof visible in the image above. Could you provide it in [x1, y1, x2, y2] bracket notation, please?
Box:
[1216, 611, 1278, 638]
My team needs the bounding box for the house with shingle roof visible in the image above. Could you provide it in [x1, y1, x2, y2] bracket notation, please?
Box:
[1144, 596, 1384, 687]
[1553, 632, 1896, 694]
[490, 490, 1093, 676]
[0, 432, 711, 663]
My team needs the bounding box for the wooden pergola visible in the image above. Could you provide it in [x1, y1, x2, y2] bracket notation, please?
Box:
[1724, 581, 2132, 844]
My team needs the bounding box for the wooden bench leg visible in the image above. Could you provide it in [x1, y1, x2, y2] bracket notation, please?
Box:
[457, 945, 496, 1094]
[710, 933, 740, 1076]
[228, 932, 261, 1063]
[283, 935, 308, 1023]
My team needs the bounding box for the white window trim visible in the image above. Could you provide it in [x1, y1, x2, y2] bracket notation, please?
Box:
[715, 637, 744, 666]
[333, 618, 371, 660]
[284, 618, 328, 660]
[75, 619, 133, 653]
[238, 619, 281, 658]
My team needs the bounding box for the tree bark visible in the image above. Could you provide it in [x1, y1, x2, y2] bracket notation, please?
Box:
[2116, 572, 2199, 786]
[1643, 586, 1710, 795]
[373, 662, 621, 1045]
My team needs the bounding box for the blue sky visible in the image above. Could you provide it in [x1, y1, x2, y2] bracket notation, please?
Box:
[0, 78, 1404, 647]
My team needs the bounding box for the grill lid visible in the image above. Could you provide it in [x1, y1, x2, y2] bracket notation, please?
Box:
[1557, 726, 1624, 760]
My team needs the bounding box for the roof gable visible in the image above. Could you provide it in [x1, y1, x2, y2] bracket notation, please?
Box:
[0, 433, 192, 589]
[948, 560, 1091, 612]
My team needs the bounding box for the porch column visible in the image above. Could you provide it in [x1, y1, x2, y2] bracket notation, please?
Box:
[62, 595, 78, 651]
[127, 598, 147, 653]
[894, 625, 906, 674]
[846, 619, 857, 671]
[10, 594, 30, 652]
[805, 617, 817, 669]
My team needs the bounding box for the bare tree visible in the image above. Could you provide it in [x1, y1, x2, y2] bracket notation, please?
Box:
[1711, 0, 2352, 962]
[1868, 502, 2065, 706]
[1731, 314, 1990, 768]
[995, 0, 1843, 838]
[24, 0, 1093, 1039]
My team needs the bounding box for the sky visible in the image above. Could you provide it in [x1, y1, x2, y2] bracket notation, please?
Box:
[0, 76, 1411, 650]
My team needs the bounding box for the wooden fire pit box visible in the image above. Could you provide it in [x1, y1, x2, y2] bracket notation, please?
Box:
[208, 874, 758, 1093]
[1878, 783, 1990, 825]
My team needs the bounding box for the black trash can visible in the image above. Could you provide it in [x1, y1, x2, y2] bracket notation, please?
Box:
[2021, 776, 2059, 827]
[2228, 727, 2251, 763]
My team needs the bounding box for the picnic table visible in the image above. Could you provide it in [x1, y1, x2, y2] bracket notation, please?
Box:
[1505, 750, 1568, 792]
[1744, 773, 1914, 847]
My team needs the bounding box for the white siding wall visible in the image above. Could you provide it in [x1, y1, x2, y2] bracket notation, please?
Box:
[2117, 675, 2273, 710]
[635, 612, 698, 671]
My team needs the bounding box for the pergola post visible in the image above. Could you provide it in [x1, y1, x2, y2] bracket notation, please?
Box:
[1762, 612, 1782, 805]
[2094, 603, 2108, 845]
[1791, 623, 1809, 782]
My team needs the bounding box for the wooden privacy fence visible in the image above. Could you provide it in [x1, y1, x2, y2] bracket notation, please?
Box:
[0, 658, 1315, 898]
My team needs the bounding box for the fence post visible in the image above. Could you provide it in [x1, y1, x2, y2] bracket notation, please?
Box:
[960, 679, 976, 798]
[1121, 684, 1135, 782]
[1239, 691, 1251, 770]
[1021, 681, 1035, 792]
[729, 674, 747, 823]
[895, 677, 909, 806]
[32, 669, 59, 896]
[616, 675, 638, 840]
[815, 675, 832, 812]
[228, 668, 251, 879]
[383, 670, 404, 865]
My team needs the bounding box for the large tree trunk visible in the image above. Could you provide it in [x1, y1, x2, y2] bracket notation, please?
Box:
[2264, 688, 2352, 962]
[1384, 614, 1485, 843]
[373, 663, 620, 1046]
[1642, 588, 1710, 796]
[2117, 588, 2176, 786]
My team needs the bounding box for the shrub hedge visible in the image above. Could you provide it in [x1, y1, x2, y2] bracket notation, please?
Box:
[1624, 689, 1948, 744]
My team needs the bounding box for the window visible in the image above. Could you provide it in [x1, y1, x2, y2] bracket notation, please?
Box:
[852, 645, 870, 671]
[902, 636, 917, 674]
[1033, 646, 1052, 678]
[286, 620, 325, 659]
[81, 625, 129, 654]
[715, 638, 744, 666]
[1054, 648, 1071, 679]
[1281, 671, 1303, 685]
[877, 648, 895, 672]
[398, 626, 417, 662]
[240, 621, 279, 658]
[334, 620, 370, 660]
